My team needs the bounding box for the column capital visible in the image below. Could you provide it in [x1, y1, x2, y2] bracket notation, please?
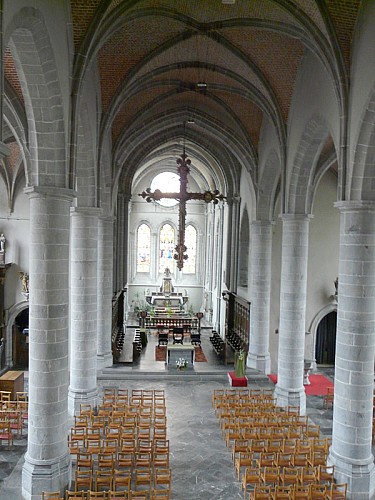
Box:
[280, 213, 313, 222]
[24, 186, 77, 202]
[70, 207, 102, 217]
[334, 200, 375, 212]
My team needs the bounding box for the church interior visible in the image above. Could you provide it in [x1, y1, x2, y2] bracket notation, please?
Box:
[0, 0, 374, 498]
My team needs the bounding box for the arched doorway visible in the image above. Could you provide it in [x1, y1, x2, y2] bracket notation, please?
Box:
[13, 308, 29, 369]
[315, 311, 337, 365]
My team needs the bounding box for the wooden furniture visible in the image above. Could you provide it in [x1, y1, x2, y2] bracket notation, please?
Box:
[167, 344, 194, 368]
[221, 291, 250, 364]
[0, 371, 24, 400]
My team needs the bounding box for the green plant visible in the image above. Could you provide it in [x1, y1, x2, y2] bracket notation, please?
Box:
[235, 349, 246, 378]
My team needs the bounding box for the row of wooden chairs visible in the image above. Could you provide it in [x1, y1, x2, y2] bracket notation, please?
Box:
[42, 489, 169, 499]
[247, 482, 347, 499]
[74, 467, 171, 493]
[232, 437, 330, 461]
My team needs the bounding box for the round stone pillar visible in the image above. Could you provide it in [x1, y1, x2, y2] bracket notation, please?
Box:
[68, 208, 100, 415]
[247, 220, 272, 373]
[328, 202, 375, 499]
[22, 187, 73, 499]
[274, 214, 311, 414]
[97, 215, 114, 369]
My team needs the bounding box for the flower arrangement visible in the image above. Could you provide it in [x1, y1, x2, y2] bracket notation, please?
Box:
[176, 358, 188, 370]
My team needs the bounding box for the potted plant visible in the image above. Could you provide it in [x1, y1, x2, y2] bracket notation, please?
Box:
[235, 349, 246, 378]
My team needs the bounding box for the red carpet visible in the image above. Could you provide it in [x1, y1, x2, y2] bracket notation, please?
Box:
[155, 346, 207, 362]
[268, 374, 333, 396]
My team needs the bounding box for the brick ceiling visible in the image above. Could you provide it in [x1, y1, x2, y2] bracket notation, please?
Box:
[4, 1, 362, 162]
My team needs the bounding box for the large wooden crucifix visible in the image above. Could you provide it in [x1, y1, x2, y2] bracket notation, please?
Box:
[139, 152, 226, 270]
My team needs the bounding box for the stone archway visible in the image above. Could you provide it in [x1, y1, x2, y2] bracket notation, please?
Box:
[308, 302, 337, 368]
[315, 310, 337, 365]
[5, 300, 29, 368]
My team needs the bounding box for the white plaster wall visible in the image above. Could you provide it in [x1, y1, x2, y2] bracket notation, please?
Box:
[269, 170, 339, 372]
[286, 50, 340, 193]
[0, 176, 30, 309]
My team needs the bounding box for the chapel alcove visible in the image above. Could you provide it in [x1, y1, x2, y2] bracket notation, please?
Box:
[13, 308, 29, 369]
[315, 310, 337, 365]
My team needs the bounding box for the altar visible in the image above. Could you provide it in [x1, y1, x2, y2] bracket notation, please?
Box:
[145, 267, 188, 310]
[167, 344, 195, 369]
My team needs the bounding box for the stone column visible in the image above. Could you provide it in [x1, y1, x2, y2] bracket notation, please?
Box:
[247, 220, 272, 373]
[115, 194, 124, 292]
[274, 214, 311, 414]
[68, 207, 100, 415]
[328, 202, 375, 499]
[22, 187, 73, 499]
[227, 196, 240, 290]
[97, 215, 115, 369]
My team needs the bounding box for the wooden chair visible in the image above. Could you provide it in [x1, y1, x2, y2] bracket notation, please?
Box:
[95, 469, 113, 491]
[280, 467, 299, 486]
[112, 469, 131, 491]
[65, 491, 86, 500]
[323, 387, 334, 409]
[108, 492, 128, 500]
[88, 492, 108, 500]
[324, 483, 347, 499]
[249, 485, 273, 499]
[260, 466, 281, 485]
[309, 484, 327, 499]
[134, 468, 152, 489]
[271, 485, 293, 499]
[150, 488, 170, 499]
[75, 469, 93, 491]
[153, 452, 169, 469]
[235, 452, 254, 479]
[118, 451, 134, 470]
[318, 464, 334, 483]
[292, 485, 310, 499]
[135, 452, 152, 469]
[129, 491, 148, 499]
[98, 451, 116, 470]
[256, 451, 277, 468]
[0, 419, 14, 449]
[42, 492, 63, 500]
[153, 468, 171, 488]
[299, 466, 317, 485]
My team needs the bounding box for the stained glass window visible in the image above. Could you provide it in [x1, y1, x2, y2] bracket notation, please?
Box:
[137, 223, 151, 273]
[183, 224, 197, 274]
[159, 223, 175, 273]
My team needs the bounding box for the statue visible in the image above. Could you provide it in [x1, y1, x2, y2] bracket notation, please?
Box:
[19, 272, 29, 293]
[334, 277, 338, 295]
[0, 234, 4, 252]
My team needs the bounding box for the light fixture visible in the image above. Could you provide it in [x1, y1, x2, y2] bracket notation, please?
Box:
[187, 118, 195, 124]
[196, 82, 207, 88]
[222, 0, 236, 4]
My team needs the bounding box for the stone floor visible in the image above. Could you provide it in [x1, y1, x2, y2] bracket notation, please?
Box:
[0, 328, 335, 499]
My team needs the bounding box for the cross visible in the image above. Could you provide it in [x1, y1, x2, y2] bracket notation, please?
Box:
[139, 152, 226, 270]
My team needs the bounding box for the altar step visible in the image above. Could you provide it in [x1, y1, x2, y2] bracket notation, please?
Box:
[98, 367, 270, 383]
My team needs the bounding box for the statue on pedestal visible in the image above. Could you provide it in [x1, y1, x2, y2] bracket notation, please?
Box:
[0, 234, 5, 264]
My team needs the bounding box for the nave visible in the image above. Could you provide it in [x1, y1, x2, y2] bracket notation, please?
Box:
[0, 364, 335, 500]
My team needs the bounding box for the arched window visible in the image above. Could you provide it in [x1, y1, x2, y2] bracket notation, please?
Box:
[183, 224, 197, 274]
[137, 223, 151, 273]
[159, 223, 175, 273]
[238, 209, 249, 287]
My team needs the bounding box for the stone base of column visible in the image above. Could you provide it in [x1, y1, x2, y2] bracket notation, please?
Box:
[274, 384, 306, 415]
[247, 352, 271, 374]
[68, 387, 98, 415]
[97, 351, 113, 370]
[328, 448, 375, 499]
[22, 451, 69, 500]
